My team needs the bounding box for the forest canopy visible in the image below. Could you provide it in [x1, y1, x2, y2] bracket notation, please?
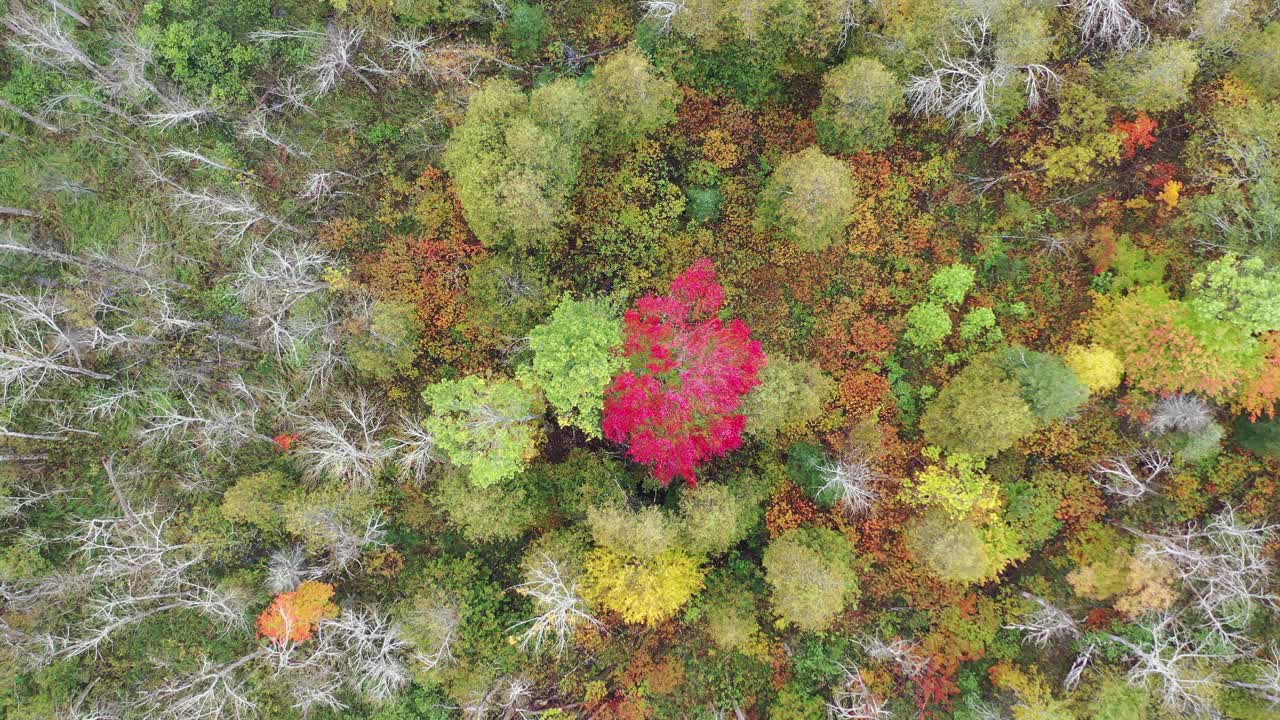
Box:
[3, 1, 1280, 720]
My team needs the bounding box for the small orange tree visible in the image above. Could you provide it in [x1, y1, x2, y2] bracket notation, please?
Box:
[257, 581, 339, 644]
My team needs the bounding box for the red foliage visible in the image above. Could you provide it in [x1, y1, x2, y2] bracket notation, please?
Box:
[916, 658, 960, 719]
[1145, 162, 1180, 190]
[603, 260, 765, 486]
[272, 433, 299, 452]
[1113, 113, 1158, 158]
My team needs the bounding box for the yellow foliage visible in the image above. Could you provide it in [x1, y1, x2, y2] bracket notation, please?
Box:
[1158, 179, 1182, 209]
[1064, 344, 1124, 394]
[701, 129, 740, 169]
[583, 548, 705, 626]
[1114, 555, 1178, 617]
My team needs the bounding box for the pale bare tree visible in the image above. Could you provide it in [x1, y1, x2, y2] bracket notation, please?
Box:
[296, 508, 388, 575]
[238, 111, 309, 158]
[508, 555, 600, 655]
[813, 448, 883, 516]
[4, 4, 99, 74]
[0, 314, 112, 404]
[1103, 613, 1228, 718]
[1147, 394, 1214, 435]
[907, 13, 1059, 130]
[134, 653, 261, 720]
[1090, 448, 1171, 504]
[294, 393, 394, 486]
[1005, 594, 1080, 648]
[640, 0, 684, 33]
[139, 392, 267, 462]
[140, 96, 215, 130]
[1133, 507, 1278, 647]
[160, 148, 247, 175]
[1073, 0, 1148, 50]
[827, 664, 892, 720]
[390, 416, 438, 484]
[859, 636, 929, 678]
[265, 545, 314, 593]
[381, 30, 439, 76]
[317, 608, 414, 703]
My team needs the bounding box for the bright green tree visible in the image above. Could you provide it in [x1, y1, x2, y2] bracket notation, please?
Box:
[422, 375, 544, 487]
[756, 146, 858, 252]
[520, 297, 623, 437]
[1187, 253, 1280, 335]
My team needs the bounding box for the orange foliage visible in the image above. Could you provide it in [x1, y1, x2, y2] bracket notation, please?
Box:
[356, 169, 487, 370]
[257, 581, 338, 645]
[272, 433, 299, 452]
[837, 370, 894, 419]
[764, 482, 823, 538]
[1236, 333, 1280, 419]
[1113, 113, 1157, 158]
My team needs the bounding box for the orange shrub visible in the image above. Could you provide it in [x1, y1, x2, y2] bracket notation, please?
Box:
[257, 581, 339, 645]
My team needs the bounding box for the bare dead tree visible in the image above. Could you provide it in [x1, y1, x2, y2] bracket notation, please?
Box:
[4, 4, 99, 74]
[229, 240, 334, 359]
[0, 483, 68, 520]
[381, 30, 438, 76]
[0, 314, 112, 404]
[140, 96, 215, 130]
[508, 554, 600, 655]
[299, 170, 356, 203]
[1132, 508, 1279, 648]
[5, 461, 249, 666]
[139, 391, 267, 462]
[813, 448, 883, 516]
[1228, 646, 1280, 708]
[407, 602, 458, 673]
[1074, 0, 1148, 50]
[252, 25, 382, 97]
[906, 13, 1059, 130]
[827, 664, 892, 720]
[238, 111, 310, 158]
[463, 675, 536, 720]
[1146, 394, 1214, 435]
[389, 416, 438, 484]
[294, 393, 394, 486]
[316, 608, 414, 703]
[169, 185, 294, 241]
[297, 508, 388, 575]
[859, 636, 929, 678]
[160, 148, 247, 176]
[1005, 594, 1080, 648]
[134, 652, 262, 720]
[1102, 613, 1228, 718]
[266, 545, 314, 593]
[1090, 448, 1171, 504]
[640, 0, 684, 33]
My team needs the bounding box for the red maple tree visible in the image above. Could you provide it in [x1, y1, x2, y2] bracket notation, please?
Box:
[602, 259, 765, 487]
